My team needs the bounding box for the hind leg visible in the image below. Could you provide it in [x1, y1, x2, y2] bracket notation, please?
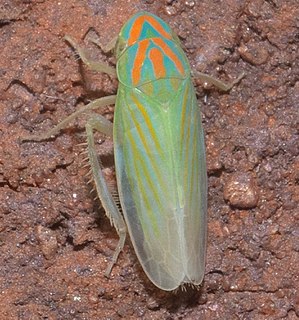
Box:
[85, 114, 127, 276]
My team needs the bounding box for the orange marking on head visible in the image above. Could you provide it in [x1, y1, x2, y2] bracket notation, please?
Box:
[152, 38, 185, 76]
[132, 40, 149, 86]
[149, 47, 166, 79]
[128, 15, 172, 46]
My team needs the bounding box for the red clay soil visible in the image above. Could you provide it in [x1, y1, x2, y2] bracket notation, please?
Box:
[0, 1, 298, 319]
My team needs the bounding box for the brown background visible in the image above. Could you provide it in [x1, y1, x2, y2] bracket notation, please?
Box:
[0, 0, 298, 319]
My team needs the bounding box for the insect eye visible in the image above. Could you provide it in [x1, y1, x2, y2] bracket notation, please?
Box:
[171, 30, 181, 45]
[115, 37, 127, 59]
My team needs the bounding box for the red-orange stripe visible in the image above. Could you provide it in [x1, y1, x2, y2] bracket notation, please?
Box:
[149, 47, 166, 79]
[132, 40, 149, 85]
[128, 15, 172, 46]
[152, 38, 185, 76]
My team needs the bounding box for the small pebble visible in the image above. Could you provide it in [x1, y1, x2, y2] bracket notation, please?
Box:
[147, 297, 160, 310]
[223, 173, 259, 209]
[238, 41, 269, 65]
[36, 225, 58, 259]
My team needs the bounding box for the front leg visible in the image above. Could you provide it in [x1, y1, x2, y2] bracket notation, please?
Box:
[64, 36, 117, 77]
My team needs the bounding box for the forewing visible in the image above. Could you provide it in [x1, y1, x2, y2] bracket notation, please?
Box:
[114, 79, 206, 290]
[179, 83, 207, 285]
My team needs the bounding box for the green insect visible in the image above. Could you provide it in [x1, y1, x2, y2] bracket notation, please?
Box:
[23, 11, 243, 291]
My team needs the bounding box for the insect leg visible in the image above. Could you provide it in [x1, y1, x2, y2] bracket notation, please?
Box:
[88, 36, 117, 54]
[64, 36, 117, 77]
[22, 95, 116, 141]
[193, 71, 245, 91]
[86, 115, 127, 277]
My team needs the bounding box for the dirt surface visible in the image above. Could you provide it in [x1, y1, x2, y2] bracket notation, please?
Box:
[0, 0, 298, 319]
